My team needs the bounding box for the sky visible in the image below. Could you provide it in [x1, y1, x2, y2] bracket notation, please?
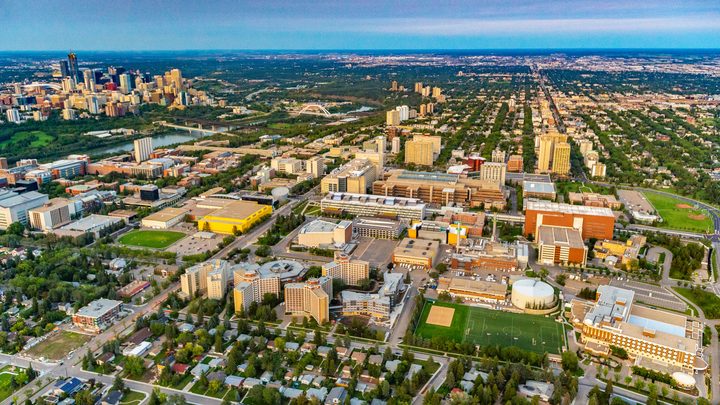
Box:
[1, 0, 720, 50]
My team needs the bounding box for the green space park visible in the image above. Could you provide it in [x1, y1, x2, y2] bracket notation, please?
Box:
[118, 230, 186, 249]
[414, 301, 565, 354]
[643, 192, 714, 233]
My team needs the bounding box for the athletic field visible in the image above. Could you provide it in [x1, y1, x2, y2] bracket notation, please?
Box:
[414, 301, 565, 354]
[118, 230, 186, 249]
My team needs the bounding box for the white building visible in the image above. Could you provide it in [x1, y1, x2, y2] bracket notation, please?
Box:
[5, 108, 21, 124]
[0, 190, 49, 230]
[133, 137, 153, 163]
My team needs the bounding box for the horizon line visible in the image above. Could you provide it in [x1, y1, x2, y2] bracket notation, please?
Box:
[3, 47, 720, 53]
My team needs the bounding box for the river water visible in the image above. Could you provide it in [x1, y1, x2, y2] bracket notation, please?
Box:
[90, 129, 212, 156]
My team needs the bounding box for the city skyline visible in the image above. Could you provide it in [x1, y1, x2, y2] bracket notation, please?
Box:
[2, 0, 720, 50]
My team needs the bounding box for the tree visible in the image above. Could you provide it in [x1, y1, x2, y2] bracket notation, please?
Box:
[112, 374, 125, 392]
[561, 351, 578, 373]
[74, 390, 95, 405]
[124, 356, 145, 378]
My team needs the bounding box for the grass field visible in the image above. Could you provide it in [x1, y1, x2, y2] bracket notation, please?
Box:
[26, 331, 91, 360]
[644, 192, 714, 233]
[0, 130, 54, 148]
[120, 391, 146, 405]
[415, 301, 564, 354]
[0, 372, 16, 402]
[119, 230, 186, 249]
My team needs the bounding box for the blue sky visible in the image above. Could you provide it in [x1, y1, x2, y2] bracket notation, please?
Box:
[1, 0, 720, 50]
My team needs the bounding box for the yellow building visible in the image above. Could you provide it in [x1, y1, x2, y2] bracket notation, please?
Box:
[537, 132, 568, 174]
[392, 237, 439, 270]
[404, 139, 435, 166]
[412, 135, 442, 155]
[386, 110, 400, 126]
[180, 259, 232, 299]
[552, 142, 571, 175]
[284, 277, 332, 324]
[197, 200, 272, 235]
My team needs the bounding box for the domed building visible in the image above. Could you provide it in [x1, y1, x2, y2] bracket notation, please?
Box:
[511, 279, 555, 310]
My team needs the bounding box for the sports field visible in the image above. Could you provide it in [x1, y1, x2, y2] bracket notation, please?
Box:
[415, 301, 565, 354]
[643, 192, 714, 233]
[119, 230, 186, 249]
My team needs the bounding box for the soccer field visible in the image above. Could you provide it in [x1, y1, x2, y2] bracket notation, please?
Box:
[119, 230, 186, 249]
[415, 301, 565, 354]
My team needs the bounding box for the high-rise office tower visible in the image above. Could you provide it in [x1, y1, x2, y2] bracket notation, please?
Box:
[61, 77, 76, 93]
[87, 96, 101, 114]
[67, 53, 80, 82]
[119, 73, 133, 93]
[83, 69, 95, 92]
[133, 137, 153, 163]
[170, 69, 183, 90]
[178, 91, 190, 106]
[59, 60, 70, 78]
[552, 142, 571, 175]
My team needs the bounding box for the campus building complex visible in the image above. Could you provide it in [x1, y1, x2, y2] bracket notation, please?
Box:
[320, 192, 426, 221]
[284, 277, 332, 324]
[572, 285, 706, 373]
[392, 237, 439, 270]
[537, 225, 588, 267]
[373, 170, 505, 210]
[320, 159, 377, 194]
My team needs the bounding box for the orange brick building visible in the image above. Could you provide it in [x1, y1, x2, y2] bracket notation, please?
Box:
[524, 199, 614, 240]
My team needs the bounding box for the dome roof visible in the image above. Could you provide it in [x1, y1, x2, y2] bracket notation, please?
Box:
[513, 279, 554, 298]
[671, 372, 695, 387]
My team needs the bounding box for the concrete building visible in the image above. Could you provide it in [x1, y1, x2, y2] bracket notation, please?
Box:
[72, 299, 123, 333]
[320, 192, 426, 221]
[352, 217, 406, 239]
[28, 198, 73, 230]
[0, 190, 49, 230]
[57, 214, 122, 238]
[552, 142, 571, 175]
[271, 157, 304, 175]
[198, 200, 272, 235]
[373, 170, 505, 210]
[522, 181, 557, 200]
[507, 154, 523, 172]
[511, 279, 555, 310]
[437, 277, 507, 303]
[322, 252, 370, 286]
[297, 219, 353, 248]
[233, 268, 281, 313]
[537, 225, 588, 267]
[537, 133, 568, 174]
[571, 285, 705, 373]
[392, 238, 439, 270]
[180, 260, 233, 299]
[133, 137, 153, 163]
[479, 162, 506, 185]
[321, 159, 376, 194]
[491, 149, 506, 163]
[285, 277, 332, 324]
[341, 291, 391, 322]
[141, 207, 188, 229]
[524, 199, 615, 240]
[567, 192, 621, 209]
[306, 156, 325, 178]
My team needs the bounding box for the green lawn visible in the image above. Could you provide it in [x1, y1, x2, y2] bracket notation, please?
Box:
[0, 130, 54, 148]
[644, 192, 714, 233]
[415, 301, 564, 354]
[120, 391, 146, 405]
[673, 287, 720, 319]
[26, 331, 92, 360]
[119, 230, 186, 249]
[0, 373, 16, 402]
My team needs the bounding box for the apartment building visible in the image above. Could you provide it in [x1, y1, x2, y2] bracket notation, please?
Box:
[284, 277, 332, 324]
[341, 291, 391, 322]
[233, 268, 281, 314]
[322, 252, 370, 286]
[180, 259, 233, 299]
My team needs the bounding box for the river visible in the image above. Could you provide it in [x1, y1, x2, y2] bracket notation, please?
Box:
[89, 129, 212, 156]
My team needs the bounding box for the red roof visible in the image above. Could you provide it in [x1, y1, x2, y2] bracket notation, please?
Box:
[172, 363, 190, 374]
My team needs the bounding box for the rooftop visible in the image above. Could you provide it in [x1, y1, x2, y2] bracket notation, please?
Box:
[143, 207, 189, 223]
[526, 198, 614, 217]
[537, 225, 586, 249]
[394, 237, 439, 257]
[300, 219, 351, 234]
[76, 298, 122, 318]
[205, 200, 268, 220]
[62, 214, 120, 232]
[323, 192, 425, 209]
[523, 180, 556, 194]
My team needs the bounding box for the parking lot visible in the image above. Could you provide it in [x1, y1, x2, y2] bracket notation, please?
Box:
[166, 232, 222, 255]
[609, 279, 688, 312]
[352, 237, 398, 268]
